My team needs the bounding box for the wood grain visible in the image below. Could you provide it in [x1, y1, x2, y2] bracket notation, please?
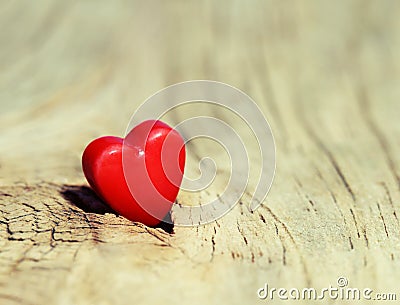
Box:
[1, 1, 400, 304]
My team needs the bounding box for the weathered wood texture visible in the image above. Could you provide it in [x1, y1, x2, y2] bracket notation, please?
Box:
[1, 1, 400, 304]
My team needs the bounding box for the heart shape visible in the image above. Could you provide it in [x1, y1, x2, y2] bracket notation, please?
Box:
[82, 120, 185, 226]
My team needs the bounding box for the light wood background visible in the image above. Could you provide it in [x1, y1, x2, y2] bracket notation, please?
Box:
[1, 1, 400, 304]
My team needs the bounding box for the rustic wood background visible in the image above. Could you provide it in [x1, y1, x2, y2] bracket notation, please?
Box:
[1, 1, 400, 304]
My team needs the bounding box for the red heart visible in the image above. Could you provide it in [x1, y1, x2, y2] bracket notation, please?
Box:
[82, 120, 185, 226]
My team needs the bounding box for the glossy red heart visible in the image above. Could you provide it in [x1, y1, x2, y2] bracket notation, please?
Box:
[82, 120, 185, 226]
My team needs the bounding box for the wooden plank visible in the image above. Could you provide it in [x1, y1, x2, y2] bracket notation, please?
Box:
[1, 1, 400, 304]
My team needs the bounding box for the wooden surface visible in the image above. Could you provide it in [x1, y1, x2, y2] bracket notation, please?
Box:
[1, 1, 400, 304]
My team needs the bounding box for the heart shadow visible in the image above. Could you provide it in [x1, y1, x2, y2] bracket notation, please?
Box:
[60, 185, 174, 233]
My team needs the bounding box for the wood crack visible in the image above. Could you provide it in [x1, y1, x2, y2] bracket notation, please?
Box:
[357, 84, 400, 191]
